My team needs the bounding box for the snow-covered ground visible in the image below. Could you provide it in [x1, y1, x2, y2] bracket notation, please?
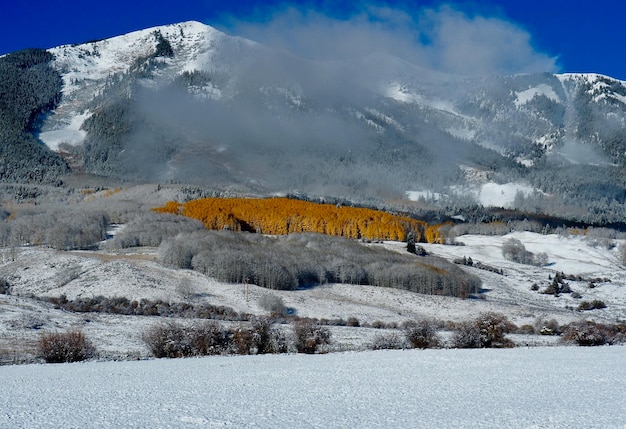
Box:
[1, 346, 624, 428]
[1, 230, 625, 362]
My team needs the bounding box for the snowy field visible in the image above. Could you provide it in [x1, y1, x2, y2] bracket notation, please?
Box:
[1, 346, 625, 428]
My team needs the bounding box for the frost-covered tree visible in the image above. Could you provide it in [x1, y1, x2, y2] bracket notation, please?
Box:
[502, 238, 547, 266]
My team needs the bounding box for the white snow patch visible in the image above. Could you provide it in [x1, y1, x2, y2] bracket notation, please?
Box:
[610, 92, 626, 105]
[39, 111, 91, 150]
[406, 190, 446, 201]
[515, 157, 534, 167]
[385, 83, 472, 120]
[514, 84, 561, 107]
[446, 127, 475, 140]
[385, 82, 417, 103]
[477, 182, 536, 208]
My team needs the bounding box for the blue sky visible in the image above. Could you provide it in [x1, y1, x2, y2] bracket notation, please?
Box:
[1, 1, 624, 79]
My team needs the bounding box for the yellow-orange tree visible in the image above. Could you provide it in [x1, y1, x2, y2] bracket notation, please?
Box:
[154, 197, 445, 242]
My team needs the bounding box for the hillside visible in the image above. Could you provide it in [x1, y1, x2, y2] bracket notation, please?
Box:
[0, 21, 624, 222]
[1, 184, 624, 363]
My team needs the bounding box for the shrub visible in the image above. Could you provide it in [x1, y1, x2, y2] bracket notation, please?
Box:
[143, 322, 192, 358]
[0, 277, 10, 295]
[232, 326, 256, 355]
[591, 300, 607, 309]
[475, 312, 515, 348]
[233, 317, 290, 355]
[38, 330, 96, 363]
[452, 313, 515, 348]
[142, 321, 231, 358]
[258, 293, 289, 316]
[535, 318, 561, 335]
[502, 238, 547, 266]
[578, 300, 607, 311]
[45, 295, 246, 321]
[561, 321, 608, 346]
[346, 317, 360, 327]
[404, 320, 441, 349]
[293, 319, 331, 354]
[190, 321, 232, 356]
[371, 320, 387, 329]
[371, 333, 405, 350]
[451, 321, 482, 348]
[517, 324, 535, 335]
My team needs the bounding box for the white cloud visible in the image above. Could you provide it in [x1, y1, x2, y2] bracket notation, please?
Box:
[221, 3, 559, 76]
[419, 6, 558, 75]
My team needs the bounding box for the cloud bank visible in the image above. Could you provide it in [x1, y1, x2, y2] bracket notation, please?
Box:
[220, 3, 559, 76]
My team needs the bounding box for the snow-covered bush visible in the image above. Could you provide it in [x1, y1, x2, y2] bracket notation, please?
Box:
[143, 319, 291, 358]
[534, 317, 561, 335]
[404, 320, 441, 349]
[0, 277, 10, 295]
[371, 320, 387, 329]
[501, 238, 548, 266]
[517, 324, 535, 335]
[560, 321, 609, 346]
[577, 300, 607, 311]
[475, 312, 516, 348]
[293, 319, 331, 354]
[346, 317, 360, 327]
[451, 321, 482, 348]
[370, 333, 405, 350]
[48, 295, 245, 321]
[232, 317, 290, 355]
[38, 330, 96, 363]
[452, 313, 515, 348]
[142, 321, 230, 358]
[258, 293, 289, 316]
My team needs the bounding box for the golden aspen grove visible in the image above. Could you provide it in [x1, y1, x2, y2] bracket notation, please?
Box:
[155, 197, 447, 243]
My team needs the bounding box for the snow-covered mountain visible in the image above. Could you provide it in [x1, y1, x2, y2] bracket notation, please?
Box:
[4, 21, 626, 219]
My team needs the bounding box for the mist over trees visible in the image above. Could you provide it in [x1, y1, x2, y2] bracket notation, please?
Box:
[71, 40, 626, 225]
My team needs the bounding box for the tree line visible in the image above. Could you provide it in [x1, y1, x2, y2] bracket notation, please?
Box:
[157, 230, 481, 297]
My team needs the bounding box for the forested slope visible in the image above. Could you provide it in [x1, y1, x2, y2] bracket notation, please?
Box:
[0, 49, 69, 182]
